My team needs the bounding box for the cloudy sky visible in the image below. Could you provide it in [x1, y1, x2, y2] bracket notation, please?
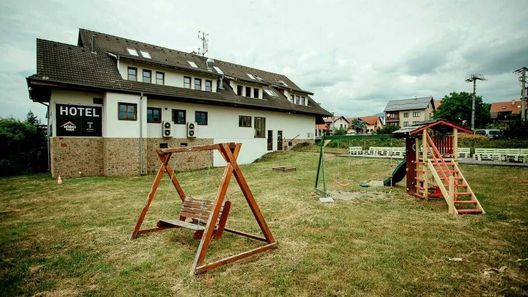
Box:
[1, 0, 527, 120]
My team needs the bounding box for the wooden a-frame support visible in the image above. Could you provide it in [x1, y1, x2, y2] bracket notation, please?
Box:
[130, 143, 277, 275]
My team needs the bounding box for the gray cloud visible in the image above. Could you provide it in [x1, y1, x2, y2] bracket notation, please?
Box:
[0, 0, 526, 120]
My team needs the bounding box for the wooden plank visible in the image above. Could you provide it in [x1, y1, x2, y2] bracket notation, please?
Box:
[194, 241, 278, 274]
[159, 144, 222, 154]
[160, 154, 186, 202]
[157, 219, 205, 231]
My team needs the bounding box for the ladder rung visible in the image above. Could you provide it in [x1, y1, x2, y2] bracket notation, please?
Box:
[455, 192, 473, 196]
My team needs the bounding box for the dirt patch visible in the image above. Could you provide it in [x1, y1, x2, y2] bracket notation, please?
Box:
[328, 190, 393, 201]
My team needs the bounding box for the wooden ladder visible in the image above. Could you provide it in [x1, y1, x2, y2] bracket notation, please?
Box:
[425, 134, 485, 215]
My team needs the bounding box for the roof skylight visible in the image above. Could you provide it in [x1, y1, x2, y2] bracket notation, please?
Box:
[278, 80, 288, 87]
[140, 50, 151, 59]
[213, 66, 224, 75]
[264, 89, 277, 96]
[247, 73, 256, 80]
[127, 48, 138, 56]
[188, 61, 198, 68]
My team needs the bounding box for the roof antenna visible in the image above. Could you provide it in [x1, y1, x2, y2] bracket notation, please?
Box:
[197, 31, 209, 56]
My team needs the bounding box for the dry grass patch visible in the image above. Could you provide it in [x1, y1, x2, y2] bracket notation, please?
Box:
[1, 148, 527, 296]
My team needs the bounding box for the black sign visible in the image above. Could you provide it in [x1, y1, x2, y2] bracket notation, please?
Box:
[56, 104, 102, 136]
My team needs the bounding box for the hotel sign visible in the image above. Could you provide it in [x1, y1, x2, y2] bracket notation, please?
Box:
[56, 104, 102, 136]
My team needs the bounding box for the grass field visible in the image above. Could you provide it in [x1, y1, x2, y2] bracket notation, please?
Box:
[1, 148, 527, 296]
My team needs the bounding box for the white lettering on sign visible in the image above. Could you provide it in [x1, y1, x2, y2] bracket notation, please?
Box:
[58, 105, 100, 118]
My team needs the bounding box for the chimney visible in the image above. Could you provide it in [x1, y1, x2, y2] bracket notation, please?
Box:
[91, 35, 96, 53]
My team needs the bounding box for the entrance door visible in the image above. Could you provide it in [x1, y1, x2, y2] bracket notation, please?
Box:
[277, 130, 283, 150]
[267, 130, 273, 151]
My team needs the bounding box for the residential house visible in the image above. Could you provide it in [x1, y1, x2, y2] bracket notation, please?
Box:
[384, 96, 436, 128]
[490, 100, 522, 122]
[26, 29, 331, 177]
[322, 116, 350, 132]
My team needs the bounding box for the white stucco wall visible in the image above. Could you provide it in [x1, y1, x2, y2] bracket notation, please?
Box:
[118, 61, 218, 92]
[103, 92, 147, 138]
[146, 98, 315, 166]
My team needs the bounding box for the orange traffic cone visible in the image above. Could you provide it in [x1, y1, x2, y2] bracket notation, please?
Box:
[57, 175, 63, 185]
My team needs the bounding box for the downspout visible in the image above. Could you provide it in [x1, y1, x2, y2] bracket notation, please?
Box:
[38, 101, 50, 172]
[139, 92, 145, 175]
[107, 53, 120, 73]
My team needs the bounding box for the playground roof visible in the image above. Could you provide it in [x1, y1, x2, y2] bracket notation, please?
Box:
[393, 119, 473, 136]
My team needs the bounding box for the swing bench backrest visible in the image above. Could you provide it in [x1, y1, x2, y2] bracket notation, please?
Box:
[158, 197, 231, 239]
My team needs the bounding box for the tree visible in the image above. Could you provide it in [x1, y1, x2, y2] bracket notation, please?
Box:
[350, 119, 367, 133]
[0, 112, 47, 176]
[376, 124, 399, 134]
[434, 92, 490, 128]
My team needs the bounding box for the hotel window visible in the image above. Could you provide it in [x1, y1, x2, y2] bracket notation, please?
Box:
[195, 111, 208, 125]
[301, 96, 307, 105]
[412, 121, 419, 125]
[172, 109, 186, 124]
[127, 67, 137, 81]
[290, 95, 294, 103]
[403, 121, 409, 127]
[254, 117, 266, 138]
[205, 80, 212, 92]
[295, 95, 300, 104]
[253, 88, 259, 99]
[147, 107, 161, 123]
[194, 78, 202, 90]
[237, 85, 243, 96]
[413, 111, 421, 117]
[403, 112, 409, 118]
[142, 69, 151, 83]
[184, 76, 191, 88]
[300, 97, 305, 105]
[239, 115, 252, 127]
[245, 86, 251, 97]
[118, 102, 137, 121]
[156, 72, 165, 85]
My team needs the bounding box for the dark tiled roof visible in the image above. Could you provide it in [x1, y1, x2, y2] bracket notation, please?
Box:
[77, 29, 312, 94]
[384, 96, 434, 112]
[28, 30, 331, 117]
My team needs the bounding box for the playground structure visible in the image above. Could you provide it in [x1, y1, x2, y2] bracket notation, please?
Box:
[315, 120, 485, 215]
[393, 120, 484, 215]
[130, 143, 277, 275]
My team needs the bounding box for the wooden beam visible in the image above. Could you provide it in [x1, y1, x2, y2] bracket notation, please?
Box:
[194, 242, 278, 274]
[158, 152, 186, 202]
[159, 144, 223, 154]
[130, 153, 171, 239]
[221, 143, 276, 244]
[223, 228, 269, 242]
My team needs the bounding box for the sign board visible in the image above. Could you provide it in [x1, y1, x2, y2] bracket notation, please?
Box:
[56, 104, 102, 136]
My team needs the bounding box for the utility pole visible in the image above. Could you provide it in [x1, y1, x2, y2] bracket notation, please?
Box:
[197, 31, 209, 56]
[465, 73, 486, 130]
[514, 67, 527, 122]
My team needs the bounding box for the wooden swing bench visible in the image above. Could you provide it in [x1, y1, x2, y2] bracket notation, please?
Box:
[130, 143, 277, 275]
[157, 197, 231, 240]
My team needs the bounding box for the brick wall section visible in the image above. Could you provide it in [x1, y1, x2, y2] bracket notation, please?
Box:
[146, 138, 213, 173]
[103, 138, 147, 176]
[50, 137, 104, 177]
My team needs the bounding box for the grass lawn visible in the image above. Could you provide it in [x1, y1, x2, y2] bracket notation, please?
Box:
[1, 148, 527, 296]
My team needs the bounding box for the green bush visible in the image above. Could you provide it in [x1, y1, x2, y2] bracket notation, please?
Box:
[0, 112, 48, 176]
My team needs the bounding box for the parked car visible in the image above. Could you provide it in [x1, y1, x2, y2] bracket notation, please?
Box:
[474, 129, 501, 139]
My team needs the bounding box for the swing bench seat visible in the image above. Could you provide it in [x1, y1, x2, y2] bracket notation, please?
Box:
[157, 197, 231, 240]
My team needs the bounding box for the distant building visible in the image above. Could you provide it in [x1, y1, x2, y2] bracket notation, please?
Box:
[346, 115, 382, 134]
[384, 96, 436, 128]
[322, 116, 350, 132]
[490, 100, 522, 122]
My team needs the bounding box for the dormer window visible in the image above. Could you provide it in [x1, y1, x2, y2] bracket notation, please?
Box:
[188, 61, 198, 68]
[278, 80, 288, 87]
[254, 75, 263, 81]
[247, 73, 256, 80]
[127, 67, 137, 81]
[213, 66, 224, 74]
[127, 48, 138, 56]
[140, 50, 151, 59]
